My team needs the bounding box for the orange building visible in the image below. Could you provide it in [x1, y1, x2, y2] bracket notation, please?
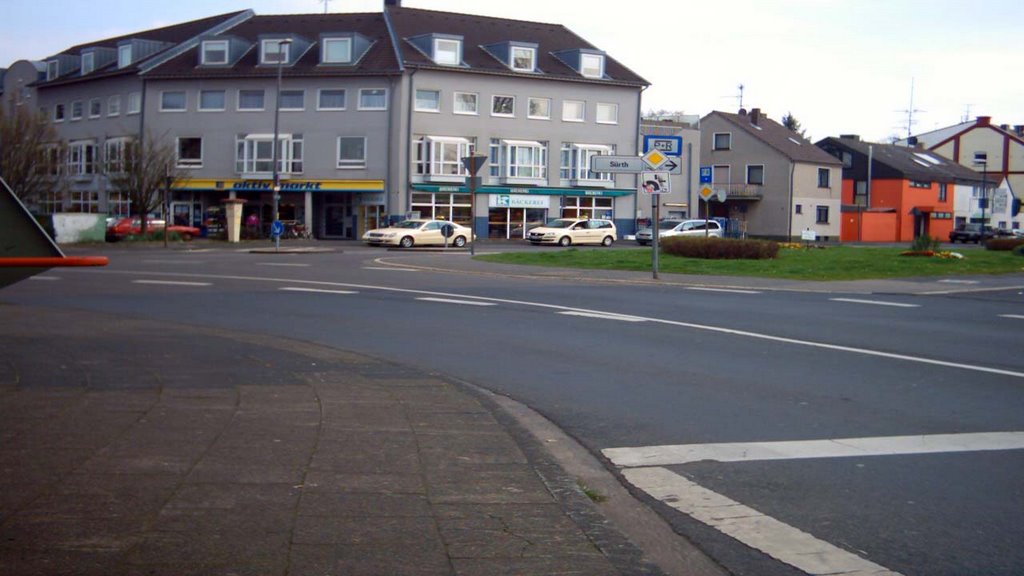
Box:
[817, 136, 984, 243]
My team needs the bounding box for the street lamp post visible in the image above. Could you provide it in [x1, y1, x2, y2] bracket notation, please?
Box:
[271, 38, 293, 251]
[974, 151, 988, 239]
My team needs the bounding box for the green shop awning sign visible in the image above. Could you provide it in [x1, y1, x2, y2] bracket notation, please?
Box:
[413, 184, 633, 198]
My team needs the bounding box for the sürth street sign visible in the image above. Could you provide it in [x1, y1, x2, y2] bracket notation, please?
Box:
[591, 155, 646, 173]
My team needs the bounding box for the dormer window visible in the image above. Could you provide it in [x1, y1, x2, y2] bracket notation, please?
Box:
[322, 37, 352, 64]
[580, 53, 604, 78]
[201, 40, 229, 65]
[118, 45, 132, 68]
[261, 39, 291, 65]
[81, 52, 95, 75]
[511, 46, 536, 72]
[433, 38, 461, 66]
[46, 60, 59, 81]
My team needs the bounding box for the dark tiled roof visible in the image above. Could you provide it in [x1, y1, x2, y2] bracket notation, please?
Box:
[385, 6, 647, 86]
[706, 110, 842, 166]
[146, 13, 400, 79]
[817, 137, 984, 184]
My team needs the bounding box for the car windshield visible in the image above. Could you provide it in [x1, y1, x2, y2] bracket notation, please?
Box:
[394, 220, 424, 229]
[659, 221, 683, 230]
[544, 219, 576, 229]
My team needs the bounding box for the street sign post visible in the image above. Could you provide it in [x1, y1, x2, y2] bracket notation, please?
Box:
[642, 149, 668, 171]
[461, 155, 488, 255]
[699, 166, 713, 184]
[590, 155, 647, 173]
[643, 135, 683, 157]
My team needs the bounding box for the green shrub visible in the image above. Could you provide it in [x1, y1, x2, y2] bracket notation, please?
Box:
[1013, 244, 1024, 257]
[985, 237, 1024, 251]
[911, 234, 941, 252]
[661, 237, 779, 260]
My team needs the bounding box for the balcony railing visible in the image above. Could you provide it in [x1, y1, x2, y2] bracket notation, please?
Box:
[714, 183, 764, 199]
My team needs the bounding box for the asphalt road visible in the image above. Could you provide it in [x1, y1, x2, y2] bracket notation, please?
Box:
[5, 242, 1023, 576]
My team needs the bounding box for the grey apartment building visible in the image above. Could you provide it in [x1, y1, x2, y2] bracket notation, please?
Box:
[1, 2, 648, 240]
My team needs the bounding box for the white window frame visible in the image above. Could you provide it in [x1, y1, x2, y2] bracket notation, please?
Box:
[511, 46, 536, 72]
[53, 103, 65, 123]
[237, 89, 266, 112]
[66, 140, 97, 177]
[317, 88, 347, 111]
[81, 52, 95, 75]
[279, 89, 305, 111]
[70, 100, 83, 121]
[596, 103, 618, 125]
[160, 91, 187, 112]
[46, 61, 58, 81]
[201, 40, 230, 65]
[322, 37, 353, 64]
[560, 143, 613, 182]
[337, 136, 367, 169]
[453, 92, 478, 115]
[358, 88, 387, 111]
[713, 132, 732, 150]
[562, 100, 585, 122]
[746, 164, 765, 185]
[104, 137, 131, 174]
[235, 133, 303, 175]
[415, 89, 441, 112]
[491, 95, 515, 118]
[261, 39, 291, 65]
[414, 136, 475, 178]
[502, 139, 547, 180]
[176, 137, 203, 168]
[433, 38, 461, 66]
[580, 53, 604, 78]
[198, 90, 226, 112]
[117, 45, 131, 68]
[107, 95, 121, 117]
[88, 98, 101, 119]
[528, 97, 551, 120]
[127, 92, 141, 115]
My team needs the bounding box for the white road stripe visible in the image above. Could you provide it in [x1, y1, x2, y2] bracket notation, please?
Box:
[559, 311, 647, 322]
[830, 298, 920, 308]
[362, 266, 419, 272]
[131, 280, 211, 287]
[28, 276, 60, 281]
[603, 431, 1024, 468]
[258, 262, 311, 267]
[622, 467, 901, 576]
[686, 286, 761, 294]
[937, 279, 980, 284]
[1000, 314, 1024, 320]
[279, 287, 357, 295]
[416, 297, 495, 307]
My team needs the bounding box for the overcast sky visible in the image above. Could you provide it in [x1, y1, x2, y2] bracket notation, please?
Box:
[3, 0, 1021, 143]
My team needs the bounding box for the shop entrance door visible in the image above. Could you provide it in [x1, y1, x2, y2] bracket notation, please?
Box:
[359, 205, 384, 236]
[170, 201, 201, 227]
[487, 207, 547, 239]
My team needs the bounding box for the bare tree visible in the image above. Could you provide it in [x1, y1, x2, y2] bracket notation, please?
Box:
[0, 96, 59, 204]
[104, 132, 181, 235]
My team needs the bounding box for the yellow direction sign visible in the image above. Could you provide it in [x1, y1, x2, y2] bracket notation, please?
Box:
[642, 149, 668, 170]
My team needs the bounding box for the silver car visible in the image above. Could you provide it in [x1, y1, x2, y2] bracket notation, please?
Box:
[635, 219, 723, 245]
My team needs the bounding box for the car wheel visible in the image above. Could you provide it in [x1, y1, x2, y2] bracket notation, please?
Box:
[601, 235, 614, 247]
[453, 236, 467, 248]
[400, 236, 414, 248]
[558, 236, 572, 247]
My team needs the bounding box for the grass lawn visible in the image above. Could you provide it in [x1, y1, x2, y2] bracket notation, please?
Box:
[475, 246, 1024, 281]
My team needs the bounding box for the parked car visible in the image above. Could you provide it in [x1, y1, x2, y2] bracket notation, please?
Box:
[362, 219, 473, 248]
[527, 218, 617, 247]
[948, 223, 1007, 244]
[635, 219, 723, 245]
[105, 217, 200, 242]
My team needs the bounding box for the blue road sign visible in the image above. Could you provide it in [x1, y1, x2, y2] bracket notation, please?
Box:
[643, 135, 683, 157]
[699, 166, 713, 184]
[271, 220, 284, 237]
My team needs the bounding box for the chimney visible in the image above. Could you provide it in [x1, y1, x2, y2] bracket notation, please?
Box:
[750, 108, 761, 125]
[738, 107, 747, 116]
[1000, 124, 1010, 131]
[1015, 125, 1024, 137]
[907, 136, 918, 147]
[384, 0, 401, 6]
[976, 116, 991, 127]
[839, 134, 860, 141]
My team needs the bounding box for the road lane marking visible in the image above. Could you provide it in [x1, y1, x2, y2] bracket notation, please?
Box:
[416, 297, 495, 307]
[28, 276, 60, 281]
[1000, 314, 1024, 320]
[830, 298, 920, 308]
[80, 269, 1024, 379]
[559, 311, 647, 322]
[603, 431, 1024, 468]
[279, 287, 357, 295]
[937, 279, 980, 284]
[131, 280, 211, 287]
[686, 287, 761, 294]
[622, 467, 901, 576]
[362, 266, 419, 272]
[258, 262, 311, 267]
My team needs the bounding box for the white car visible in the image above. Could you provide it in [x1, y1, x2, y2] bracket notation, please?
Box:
[635, 219, 723, 245]
[527, 218, 617, 247]
[362, 219, 473, 248]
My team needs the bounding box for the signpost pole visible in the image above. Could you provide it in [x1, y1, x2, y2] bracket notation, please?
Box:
[652, 191, 660, 280]
[461, 155, 488, 256]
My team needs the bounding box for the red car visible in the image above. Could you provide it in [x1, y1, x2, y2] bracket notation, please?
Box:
[106, 217, 201, 242]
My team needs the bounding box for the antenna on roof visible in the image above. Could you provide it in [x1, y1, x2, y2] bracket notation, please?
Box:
[737, 83, 745, 110]
[896, 78, 925, 140]
[320, 0, 331, 14]
[961, 104, 973, 123]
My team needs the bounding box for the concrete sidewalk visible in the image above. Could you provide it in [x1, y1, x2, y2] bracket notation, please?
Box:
[0, 304, 666, 576]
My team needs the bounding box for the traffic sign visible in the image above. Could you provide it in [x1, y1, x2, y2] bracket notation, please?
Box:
[699, 185, 714, 201]
[641, 172, 670, 195]
[270, 220, 284, 237]
[643, 135, 682, 157]
[642, 149, 668, 170]
[590, 155, 646, 173]
[699, 166, 712, 184]
[660, 157, 683, 175]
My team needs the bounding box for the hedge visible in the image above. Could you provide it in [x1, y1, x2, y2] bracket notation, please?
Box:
[661, 237, 779, 260]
